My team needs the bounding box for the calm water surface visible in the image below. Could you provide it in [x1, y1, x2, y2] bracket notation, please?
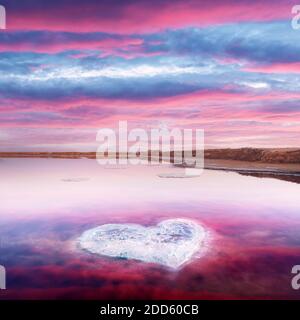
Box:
[0, 159, 300, 299]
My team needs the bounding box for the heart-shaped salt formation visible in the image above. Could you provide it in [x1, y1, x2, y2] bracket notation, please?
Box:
[79, 219, 206, 269]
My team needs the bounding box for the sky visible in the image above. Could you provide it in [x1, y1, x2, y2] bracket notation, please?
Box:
[0, 0, 300, 151]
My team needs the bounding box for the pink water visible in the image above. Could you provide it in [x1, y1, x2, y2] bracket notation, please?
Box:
[0, 159, 300, 299]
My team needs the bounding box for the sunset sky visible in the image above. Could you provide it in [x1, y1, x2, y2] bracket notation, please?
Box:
[0, 0, 300, 151]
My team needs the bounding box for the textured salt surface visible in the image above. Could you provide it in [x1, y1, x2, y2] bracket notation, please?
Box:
[79, 219, 207, 269]
[158, 173, 198, 178]
[103, 165, 128, 170]
[61, 177, 90, 182]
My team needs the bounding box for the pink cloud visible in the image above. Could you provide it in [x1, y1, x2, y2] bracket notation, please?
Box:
[244, 62, 300, 74]
[2, 89, 300, 129]
[0, 35, 144, 54]
[7, 1, 293, 33]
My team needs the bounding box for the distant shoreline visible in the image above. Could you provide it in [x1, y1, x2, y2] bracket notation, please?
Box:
[1, 149, 300, 183]
[0, 147, 300, 164]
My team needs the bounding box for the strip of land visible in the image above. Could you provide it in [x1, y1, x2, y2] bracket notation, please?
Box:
[1, 148, 299, 166]
[1, 149, 300, 183]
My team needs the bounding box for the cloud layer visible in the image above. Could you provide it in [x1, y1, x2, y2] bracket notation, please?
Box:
[0, 0, 299, 149]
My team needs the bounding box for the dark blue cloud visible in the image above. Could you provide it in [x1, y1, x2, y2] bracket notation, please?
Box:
[144, 22, 300, 63]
